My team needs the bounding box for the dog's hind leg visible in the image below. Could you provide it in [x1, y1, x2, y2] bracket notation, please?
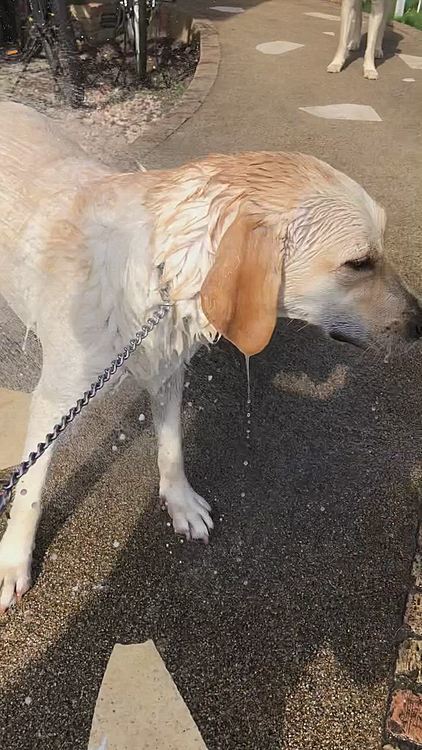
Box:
[375, 0, 392, 58]
[364, 0, 385, 78]
[348, 0, 362, 50]
[327, 0, 359, 73]
[149, 366, 213, 542]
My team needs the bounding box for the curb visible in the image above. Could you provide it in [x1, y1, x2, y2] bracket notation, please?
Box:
[130, 19, 220, 160]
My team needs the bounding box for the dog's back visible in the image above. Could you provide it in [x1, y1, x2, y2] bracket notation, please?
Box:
[0, 103, 109, 322]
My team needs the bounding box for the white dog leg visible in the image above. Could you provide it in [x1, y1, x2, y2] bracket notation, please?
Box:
[327, 0, 359, 73]
[375, 0, 392, 58]
[348, 0, 362, 50]
[149, 368, 213, 542]
[364, 0, 385, 78]
[0, 386, 62, 611]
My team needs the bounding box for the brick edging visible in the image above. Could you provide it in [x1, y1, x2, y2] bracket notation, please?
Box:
[383, 519, 422, 750]
[129, 19, 220, 159]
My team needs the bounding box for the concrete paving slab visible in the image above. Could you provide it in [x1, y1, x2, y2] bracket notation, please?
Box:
[0, 389, 31, 470]
[299, 103, 382, 121]
[88, 641, 208, 750]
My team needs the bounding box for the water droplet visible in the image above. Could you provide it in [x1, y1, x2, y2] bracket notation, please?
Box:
[208, 375, 213, 381]
[243, 460, 249, 466]
[112, 445, 118, 452]
[245, 354, 251, 404]
[118, 432, 126, 442]
[20, 488, 27, 496]
[112, 540, 120, 548]
[138, 413, 145, 422]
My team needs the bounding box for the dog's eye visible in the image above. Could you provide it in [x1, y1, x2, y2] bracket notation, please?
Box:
[344, 256, 374, 271]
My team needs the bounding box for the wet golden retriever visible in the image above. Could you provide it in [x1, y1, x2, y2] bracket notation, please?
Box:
[0, 102, 420, 611]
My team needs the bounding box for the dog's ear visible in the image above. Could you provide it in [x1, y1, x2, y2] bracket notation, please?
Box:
[201, 213, 282, 355]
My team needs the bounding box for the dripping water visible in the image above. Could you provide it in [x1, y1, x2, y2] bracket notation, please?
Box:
[245, 354, 251, 406]
[245, 354, 251, 443]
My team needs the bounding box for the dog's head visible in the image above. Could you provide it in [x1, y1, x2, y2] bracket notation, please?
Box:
[200, 153, 422, 355]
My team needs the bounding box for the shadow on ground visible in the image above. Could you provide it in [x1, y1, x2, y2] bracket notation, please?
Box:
[342, 27, 404, 71]
[1, 321, 420, 750]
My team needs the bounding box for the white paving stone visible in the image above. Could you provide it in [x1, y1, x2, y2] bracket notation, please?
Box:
[304, 11, 340, 21]
[299, 104, 382, 122]
[210, 5, 245, 13]
[399, 53, 422, 70]
[256, 41, 304, 55]
[88, 642, 208, 750]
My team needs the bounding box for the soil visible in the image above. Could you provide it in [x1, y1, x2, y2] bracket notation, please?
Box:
[0, 37, 199, 163]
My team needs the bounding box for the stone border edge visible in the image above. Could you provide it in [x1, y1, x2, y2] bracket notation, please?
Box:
[383, 514, 422, 750]
[130, 19, 220, 159]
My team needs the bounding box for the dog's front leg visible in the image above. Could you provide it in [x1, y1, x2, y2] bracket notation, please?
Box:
[149, 367, 213, 542]
[0, 385, 62, 611]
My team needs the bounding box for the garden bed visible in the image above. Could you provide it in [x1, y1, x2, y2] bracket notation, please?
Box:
[0, 6, 199, 163]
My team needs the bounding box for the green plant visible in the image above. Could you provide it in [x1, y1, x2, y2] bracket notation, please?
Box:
[396, 8, 422, 28]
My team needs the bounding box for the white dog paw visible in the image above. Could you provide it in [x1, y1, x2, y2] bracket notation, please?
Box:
[364, 66, 378, 80]
[160, 480, 213, 542]
[375, 48, 384, 59]
[327, 60, 344, 73]
[0, 541, 32, 613]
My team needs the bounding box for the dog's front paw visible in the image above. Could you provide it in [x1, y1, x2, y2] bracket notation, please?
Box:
[0, 535, 32, 613]
[375, 47, 383, 59]
[364, 66, 378, 80]
[160, 480, 213, 542]
[327, 60, 344, 73]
